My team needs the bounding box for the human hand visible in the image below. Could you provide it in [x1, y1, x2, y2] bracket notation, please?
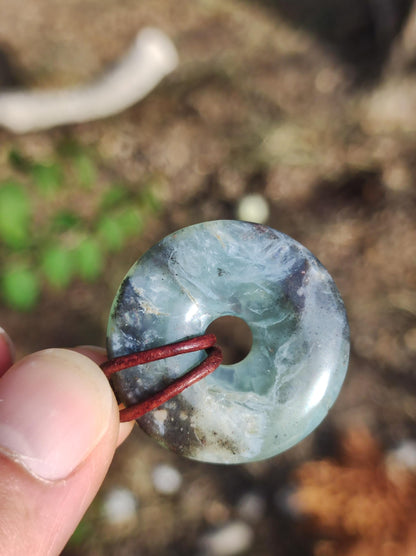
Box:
[0, 327, 134, 555]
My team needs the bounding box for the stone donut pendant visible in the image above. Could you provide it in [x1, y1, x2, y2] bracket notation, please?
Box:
[106, 220, 349, 464]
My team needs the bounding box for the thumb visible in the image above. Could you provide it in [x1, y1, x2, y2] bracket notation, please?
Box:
[0, 347, 130, 556]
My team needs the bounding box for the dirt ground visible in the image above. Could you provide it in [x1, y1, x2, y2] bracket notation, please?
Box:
[0, 1, 416, 554]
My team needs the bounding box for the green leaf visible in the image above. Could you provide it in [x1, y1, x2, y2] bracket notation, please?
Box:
[50, 210, 81, 233]
[56, 137, 83, 158]
[140, 185, 162, 213]
[96, 216, 124, 252]
[116, 206, 143, 237]
[1, 265, 40, 311]
[100, 185, 130, 209]
[32, 162, 63, 196]
[41, 245, 73, 289]
[73, 152, 96, 189]
[0, 181, 31, 249]
[8, 149, 32, 173]
[74, 238, 103, 281]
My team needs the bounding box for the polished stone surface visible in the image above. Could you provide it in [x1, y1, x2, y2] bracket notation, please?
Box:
[107, 220, 349, 464]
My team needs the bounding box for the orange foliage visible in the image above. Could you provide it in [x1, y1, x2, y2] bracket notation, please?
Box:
[291, 429, 416, 556]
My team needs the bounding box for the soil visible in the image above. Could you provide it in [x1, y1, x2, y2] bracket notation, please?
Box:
[0, 1, 415, 554]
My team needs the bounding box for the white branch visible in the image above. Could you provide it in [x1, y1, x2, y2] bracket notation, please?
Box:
[0, 27, 178, 133]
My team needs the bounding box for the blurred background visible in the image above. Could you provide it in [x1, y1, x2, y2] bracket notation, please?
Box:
[0, 0, 416, 554]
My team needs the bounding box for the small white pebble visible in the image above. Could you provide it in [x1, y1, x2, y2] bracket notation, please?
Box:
[152, 463, 182, 495]
[101, 487, 138, 526]
[236, 492, 265, 523]
[198, 521, 254, 556]
[388, 440, 416, 469]
[236, 194, 269, 224]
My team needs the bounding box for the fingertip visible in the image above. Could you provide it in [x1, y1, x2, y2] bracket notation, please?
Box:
[0, 348, 118, 481]
[0, 327, 14, 377]
[0, 348, 129, 556]
[117, 420, 135, 446]
[73, 345, 135, 447]
[73, 345, 107, 366]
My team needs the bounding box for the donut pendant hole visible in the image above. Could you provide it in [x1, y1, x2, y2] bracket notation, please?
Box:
[205, 315, 253, 365]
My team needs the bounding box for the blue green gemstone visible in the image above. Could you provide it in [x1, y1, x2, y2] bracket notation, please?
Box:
[107, 220, 349, 464]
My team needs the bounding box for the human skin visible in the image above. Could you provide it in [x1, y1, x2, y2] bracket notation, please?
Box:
[0, 328, 134, 555]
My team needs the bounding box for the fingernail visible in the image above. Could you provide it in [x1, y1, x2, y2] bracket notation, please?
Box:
[0, 349, 113, 481]
[0, 327, 15, 377]
[73, 345, 107, 366]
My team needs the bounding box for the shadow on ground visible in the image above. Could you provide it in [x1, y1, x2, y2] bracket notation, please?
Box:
[251, 0, 413, 82]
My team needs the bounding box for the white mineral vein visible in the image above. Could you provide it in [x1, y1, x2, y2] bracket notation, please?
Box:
[0, 27, 178, 133]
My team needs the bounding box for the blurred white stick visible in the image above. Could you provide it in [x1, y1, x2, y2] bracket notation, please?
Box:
[0, 27, 178, 133]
